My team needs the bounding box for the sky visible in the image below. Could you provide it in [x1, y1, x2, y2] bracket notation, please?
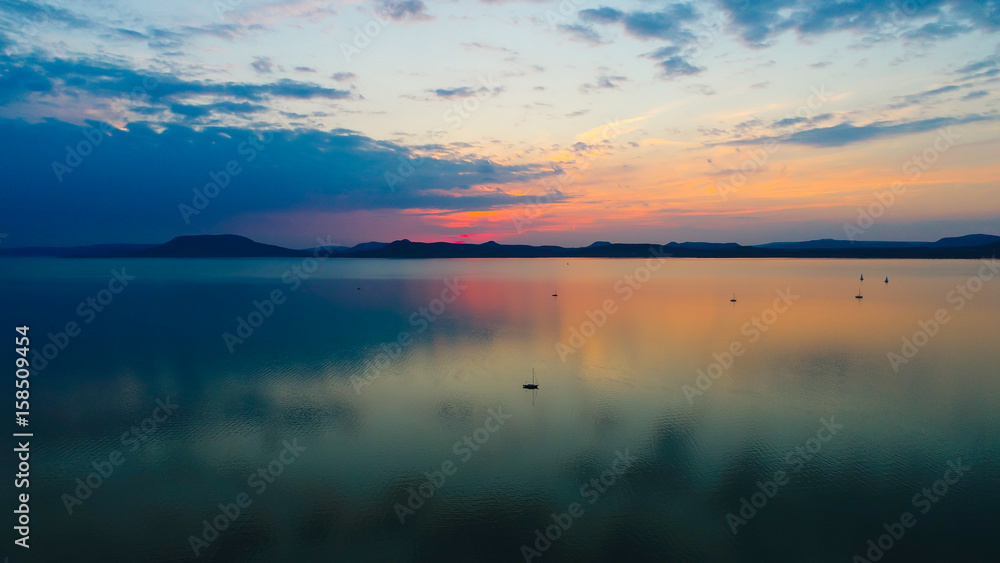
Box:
[0, 0, 998, 248]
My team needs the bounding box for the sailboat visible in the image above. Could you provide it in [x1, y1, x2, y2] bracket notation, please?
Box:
[730, 292, 737, 303]
[855, 286, 863, 299]
[860, 274, 864, 281]
[885, 276, 889, 284]
[523, 368, 539, 389]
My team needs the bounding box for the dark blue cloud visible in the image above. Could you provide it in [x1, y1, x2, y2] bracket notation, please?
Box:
[0, 0, 100, 32]
[957, 53, 999, 76]
[0, 118, 556, 244]
[572, 4, 703, 78]
[0, 0, 254, 50]
[657, 56, 702, 77]
[579, 3, 698, 42]
[889, 83, 965, 108]
[377, 0, 431, 21]
[429, 87, 481, 98]
[726, 115, 994, 147]
[621, 4, 698, 40]
[169, 102, 268, 118]
[0, 55, 354, 114]
[716, 0, 998, 47]
[579, 7, 624, 23]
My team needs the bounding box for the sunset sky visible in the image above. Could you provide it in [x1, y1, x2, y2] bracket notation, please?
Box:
[1, 0, 998, 247]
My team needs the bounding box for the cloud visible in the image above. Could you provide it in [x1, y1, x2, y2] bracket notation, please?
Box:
[376, 0, 432, 21]
[956, 53, 999, 78]
[294, 66, 317, 73]
[684, 83, 716, 96]
[657, 55, 702, 77]
[579, 74, 627, 93]
[169, 101, 268, 118]
[889, 83, 964, 109]
[574, 5, 705, 77]
[772, 116, 809, 127]
[619, 5, 699, 41]
[0, 118, 557, 243]
[0, 1, 258, 51]
[331, 72, 356, 82]
[578, 4, 698, 42]
[0, 55, 355, 115]
[641, 45, 703, 78]
[427, 85, 501, 98]
[717, 0, 998, 47]
[579, 7, 624, 23]
[250, 57, 276, 74]
[961, 90, 989, 101]
[558, 23, 604, 44]
[904, 21, 974, 41]
[726, 115, 994, 148]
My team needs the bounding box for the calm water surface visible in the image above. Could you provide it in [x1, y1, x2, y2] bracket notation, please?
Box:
[3, 258, 999, 562]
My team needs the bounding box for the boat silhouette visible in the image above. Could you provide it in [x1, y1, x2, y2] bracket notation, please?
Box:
[523, 368, 539, 389]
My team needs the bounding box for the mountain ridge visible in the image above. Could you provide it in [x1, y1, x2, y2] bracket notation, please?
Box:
[2, 234, 998, 259]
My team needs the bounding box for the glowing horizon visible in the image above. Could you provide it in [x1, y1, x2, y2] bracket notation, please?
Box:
[1, 0, 998, 247]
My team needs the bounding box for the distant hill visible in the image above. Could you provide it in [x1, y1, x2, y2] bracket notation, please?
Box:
[931, 234, 1000, 247]
[755, 235, 1000, 250]
[2, 234, 998, 259]
[754, 239, 925, 250]
[125, 235, 310, 258]
[306, 241, 389, 254]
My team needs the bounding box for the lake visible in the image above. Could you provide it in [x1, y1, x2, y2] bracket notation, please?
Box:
[4, 257, 999, 562]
